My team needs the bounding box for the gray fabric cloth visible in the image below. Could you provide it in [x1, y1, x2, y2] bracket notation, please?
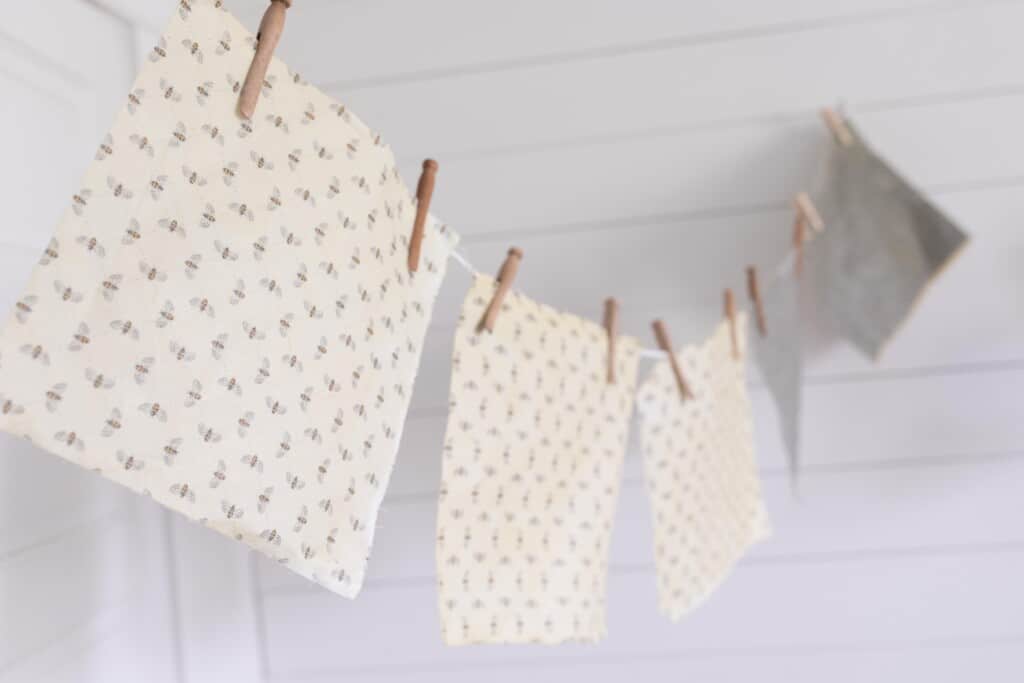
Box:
[808, 120, 969, 360]
[754, 273, 803, 489]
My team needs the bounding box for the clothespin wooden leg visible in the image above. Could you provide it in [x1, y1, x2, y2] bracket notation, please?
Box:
[238, 0, 292, 120]
[408, 159, 439, 272]
[603, 298, 619, 384]
[724, 289, 739, 359]
[792, 192, 823, 278]
[821, 107, 855, 148]
[746, 266, 767, 337]
[478, 248, 524, 333]
[651, 320, 694, 401]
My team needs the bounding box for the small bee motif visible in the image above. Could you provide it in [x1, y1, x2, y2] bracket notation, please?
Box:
[170, 483, 196, 502]
[182, 165, 207, 187]
[294, 507, 309, 533]
[109, 319, 140, 341]
[156, 301, 176, 329]
[299, 386, 313, 412]
[169, 341, 196, 362]
[261, 74, 277, 95]
[260, 529, 281, 547]
[199, 204, 216, 228]
[324, 374, 341, 393]
[222, 162, 238, 185]
[255, 358, 271, 385]
[228, 280, 246, 305]
[286, 472, 305, 491]
[366, 209, 379, 231]
[54, 281, 82, 304]
[202, 123, 225, 146]
[334, 295, 348, 318]
[197, 423, 221, 444]
[160, 78, 182, 103]
[222, 501, 244, 520]
[278, 313, 294, 337]
[86, 367, 114, 388]
[302, 103, 316, 125]
[44, 383, 66, 412]
[40, 238, 60, 265]
[209, 461, 227, 488]
[216, 32, 232, 55]
[96, 134, 114, 161]
[107, 176, 134, 200]
[287, 148, 303, 170]
[116, 451, 144, 472]
[182, 39, 203, 63]
[237, 411, 254, 437]
[317, 459, 331, 483]
[326, 177, 341, 200]
[157, 218, 186, 239]
[266, 397, 288, 416]
[190, 297, 214, 318]
[139, 402, 167, 422]
[247, 456, 267, 478]
[351, 176, 370, 195]
[128, 134, 155, 158]
[210, 333, 228, 360]
[170, 122, 188, 147]
[237, 119, 254, 138]
[304, 301, 324, 320]
[345, 139, 361, 160]
[75, 235, 105, 258]
[127, 89, 145, 115]
[294, 187, 316, 207]
[179, 0, 193, 19]
[252, 236, 268, 261]
[281, 354, 302, 372]
[259, 277, 281, 298]
[243, 321, 266, 341]
[218, 376, 242, 397]
[314, 336, 329, 359]
[150, 37, 168, 62]
[163, 438, 183, 466]
[71, 190, 92, 216]
[229, 202, 254, 222]
[133, 357, 155, 384]
[55, 430, 85, 451]
[184, 254, 202, 279]
[0, 395, 24, 416]
[280, 226, 302, 247]
[267, 187, 282, 211]
[102, 409, 123, 437]
[293, 263, 308, 287]
[265, 113, 289, 133]
[349, 247, 362, 270]
[196, 80, 214, 105]
[330, 410, 344, 433]
[304, 427, 322, 445]
[313, 222, 330, 246]
[312, 140, 333, 161]
[148, 175, 168, 200]
[121, 219, 142, 245]
[227, 73, 241, 95]
[15, 296, 37, 324]
[185, 380, 203, 407]
[251, 151, 274, 171]
[140, 261, 168, 282]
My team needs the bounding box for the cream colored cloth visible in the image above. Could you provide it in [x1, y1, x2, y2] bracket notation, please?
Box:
[437, 276, 640, 645]
[637, 314, 770, 621]
[0, 0, 457, 598]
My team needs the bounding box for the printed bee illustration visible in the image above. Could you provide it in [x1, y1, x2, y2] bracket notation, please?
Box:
[227, 73, 241, 95]
[266, 114, 289, 133]
[229, 202, 254, 222]
[237, 118, 254, 138]
[133, 357, 155, 384]
[312, 140, 333, 161]
[304, 301, 324, 320]
[170, 122, 188, 147]
[157, 218, 186, 239]
[276, 432, 292, 458]
[208, 334, 227, 360]
[315, 459, 332, 484]
[15, 296, 37, 324]
[109, 319, 140, 340]
[341, 334, 356, 351]
[40, 238, 60, 265]
[222, 162, 238, 185]
[150, 37, 168, 62]
[267, 187, 282, 211]
[170, 482, 196, 502]
[293, 263, 308, 287]
[75, 235, 105, 258]
[169, 341, 196, 362]
[265, 397, 288, 416]
[185, 380, 203, 407]
[278, 313, 294, 337]
[196, 80, 214, 105]
[349, 247, 361, 269]
[68, 321, 90, 350]
[313, 223, 329, 246]
[127, 89, 145, 114]
[84, 368, 114, 389]
[314, 336, 329, 359]
[350, 516, 366, 533]
[245, 455, 266, 476]
[216, 32, 232, 55]
[281, 353, 302, 372]
[366, 209, 379, 231]
[182, 39, 203, 63]
[209, 460, 227, 488]
[96, 134, 114, 161]
[148, 174, 168, 199]
[198, 203, 216, 228]
[295, 186, 316, 207]
[304, 427, 322, 445]
[102, 409, 123, 437]
[330, 410, 344, 433]
[184, 254, 202, 279]
[178, 0, 193, 19]
[222, 501, 244, 519]
[286, 472, 305, 491]
[251, 151, 274, 171]
[202, 123, 225, 146]
[279, 226, 301, 247]
[55, 430, 85, 451]
[54, 281, 82, 304]
[299, 386, 313, 412]
[190, 296, 214, 318]
[237, 411, 254, 437]
[44, 383, 66, 412]
[302, 103, 316, 124]
[122, 219, 142, 245]
[230, 280, 246, 304]
[156, 301, 175, 329]
[290, 70, 306, 86]
[252, 236, 268, 261]
[258, 276, 281, 298]
[334, 295, 348, 318]
[218, 376, 242, 397]
[243, 321, 266, 341]
[255, 358, 271, 384]
[256, 483, 272, 509]
[140, 261, 168, 282]
[160, 78, 182, 103]
[197, 423, 221, 444]
[329, 103, 351, 122]
[107, 176, 134, 200]
[163, 437, 183, 465]
[261, 74, 277, 96]
[326, 177, 341, 200]
[345, 138, 360, 160]
[324, 374, 341, 393]
[351, 176, 370, 195]
[0, 395, 24, 416]
[116, 451, 144, 472]
[287, 148, 302, 170]
[183, 165, 207, 187]
[294, 506, 309, 532]
[260, 529, 281, 547]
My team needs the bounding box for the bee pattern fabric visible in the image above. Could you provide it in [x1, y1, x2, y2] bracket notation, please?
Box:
[637, 314, 771, 621]
[807, 115, 969, 360]
[0, 0, 458, 598]
[437, 275, 641, 645]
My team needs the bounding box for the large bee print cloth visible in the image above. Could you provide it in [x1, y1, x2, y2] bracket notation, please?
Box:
[637, 314, 771, 621]
[0, 0, 458, 598]
[437, 276, 640, 645]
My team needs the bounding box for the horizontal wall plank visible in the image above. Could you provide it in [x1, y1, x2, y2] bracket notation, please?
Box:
[262, 548, 1024, 676]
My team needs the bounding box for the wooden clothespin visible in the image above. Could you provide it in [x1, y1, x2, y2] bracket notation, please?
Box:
[408, 159, 439, 272]
[651, 320, 694, 401]
[477, 248, 523, 333]
[724, 289, 739, 359]
[603, 298, 619, 384]
[238, 0, 292, 120]
[821, 107, 855, 148]
[792, 192, 824, 277]
[746, 266, 767, 337]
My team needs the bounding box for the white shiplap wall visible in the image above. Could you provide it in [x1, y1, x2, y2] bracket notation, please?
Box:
[4, 0, 1024, 681]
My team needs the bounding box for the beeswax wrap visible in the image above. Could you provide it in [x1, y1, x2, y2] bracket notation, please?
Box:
[808, 118, 969, 360]
[0, 0, 458, 598]
[638, 314, 770, 621]
[437, 276, 640, 645]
